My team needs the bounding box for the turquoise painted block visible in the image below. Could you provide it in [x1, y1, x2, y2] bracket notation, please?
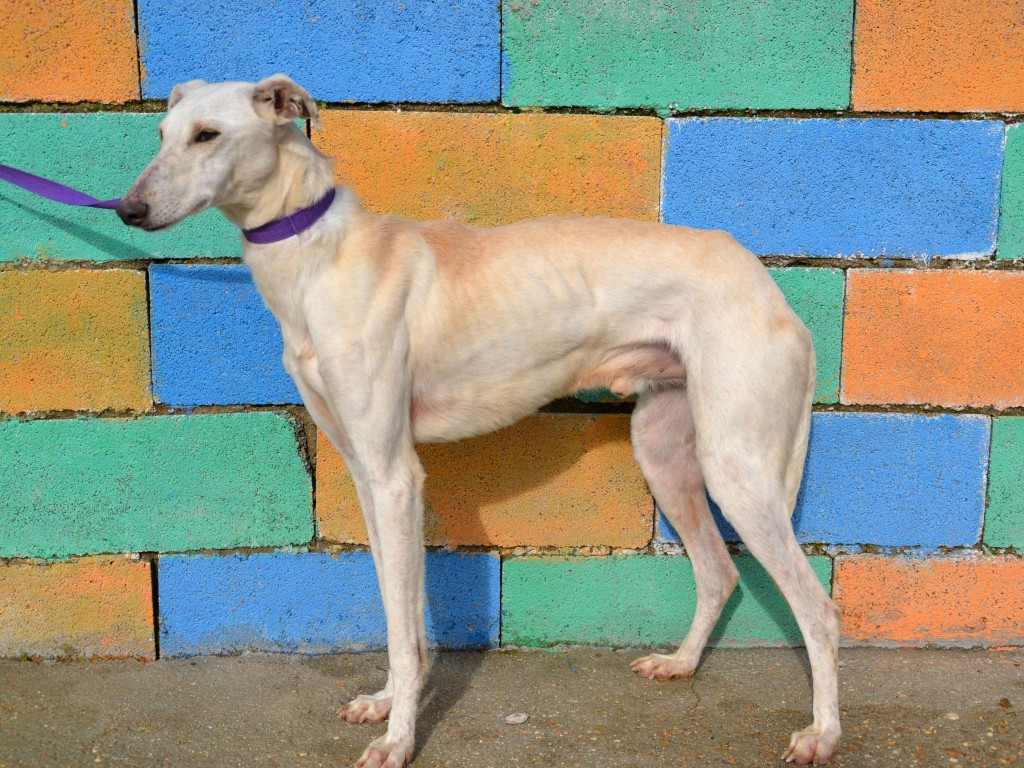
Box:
[501, 554, 832, 648]
[986, 418, 1024, 549]
[999, 124, 1024, 260]
[0, 113, 239, 262]
[769, 268, 844, 403]
[502, 0, 853, 111]
[0, 413, 312, 559]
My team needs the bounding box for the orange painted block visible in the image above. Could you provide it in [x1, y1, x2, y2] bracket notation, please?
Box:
[0, 556, 155, 659]
[0, 0, 140, 103]
[317, 414, 653, 548]
[314, 110, 662, 226]
[853, 0, 1024, 112]
[0, 269, 152, 413]
[842, 270, 1024, 409]
[835, 555, 1024, 647]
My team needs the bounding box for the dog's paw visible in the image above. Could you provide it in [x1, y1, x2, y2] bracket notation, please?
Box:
[354, 735, 413, 768]
[629, 653, 696, 681]
[781, 724, 841, 765]
[339, 693, 393, 724]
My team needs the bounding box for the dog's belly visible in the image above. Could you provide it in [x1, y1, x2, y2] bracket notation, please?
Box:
[409, 378, 569, 444]
[410, 342, 686, 443]
[572, 343, 686, 397]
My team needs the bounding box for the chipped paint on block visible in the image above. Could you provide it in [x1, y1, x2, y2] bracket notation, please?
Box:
[853, 0, 1024, 113]
[985, 418, 1024, 550]
[137, 0, 499, 102]
[659, 413, 988, 549]
[0, 413, 312, 560]
[843, 271, 1024, 409]
[0, 0, 139, 103]
[835, 555, 1024, 647]
[0, 557, 154, 660]
[662, 118, 1003, 258]
[0, 269, 151, 414]
[316, 111, 662, 226]
[149, 264, 299, 407]
[501, 554, 831, 648]
[158, 550, 500, 656]
[502, 0, 853, 111]
[0, 114, 239, 262]
[316, 414, 653, 549]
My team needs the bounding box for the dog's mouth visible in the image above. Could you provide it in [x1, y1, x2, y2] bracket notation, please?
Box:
[140, 199, 212, 232]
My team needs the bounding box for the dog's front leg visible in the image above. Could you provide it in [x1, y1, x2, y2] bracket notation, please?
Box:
[349, 452, 427, 768]
[283, 365, 399, 725]
[315, 351, 427, 768]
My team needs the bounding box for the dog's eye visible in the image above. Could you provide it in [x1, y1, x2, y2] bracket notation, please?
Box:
[194, 129, 220, 144]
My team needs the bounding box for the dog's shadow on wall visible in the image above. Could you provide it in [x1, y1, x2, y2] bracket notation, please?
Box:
[4, 199, 153, 261]
[417, 409, 636, 548]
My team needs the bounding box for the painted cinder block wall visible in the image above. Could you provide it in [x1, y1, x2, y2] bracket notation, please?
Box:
[1, 0, 1023, 659]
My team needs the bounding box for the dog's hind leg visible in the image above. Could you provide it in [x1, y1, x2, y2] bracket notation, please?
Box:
[692, 321, 840, 765]
[629, 387, 740, 681]
[702, 466, 840, 765]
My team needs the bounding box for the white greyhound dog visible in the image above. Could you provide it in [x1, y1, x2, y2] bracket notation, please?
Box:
[117, 75, 839, 767]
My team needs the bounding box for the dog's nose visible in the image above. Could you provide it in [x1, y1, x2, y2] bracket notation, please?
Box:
[116, 198, 149, 227]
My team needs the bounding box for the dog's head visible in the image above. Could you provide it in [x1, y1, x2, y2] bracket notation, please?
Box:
[116, 74, 320, 231]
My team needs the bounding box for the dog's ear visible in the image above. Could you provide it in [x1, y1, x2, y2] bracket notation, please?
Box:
[168, 80, 207, 110]
[253, 74, 322, 131]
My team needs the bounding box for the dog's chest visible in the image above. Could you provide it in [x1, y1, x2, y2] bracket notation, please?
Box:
[243, 249, 324, 389]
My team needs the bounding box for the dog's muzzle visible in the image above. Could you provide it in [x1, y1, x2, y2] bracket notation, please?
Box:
[115, 198, 150, 227]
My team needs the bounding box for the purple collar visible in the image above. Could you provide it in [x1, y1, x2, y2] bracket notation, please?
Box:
[242, 187, 337, 244]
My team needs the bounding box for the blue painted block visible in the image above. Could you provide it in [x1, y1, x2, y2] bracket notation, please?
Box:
[662, 118, 1004, 258]
[657, 413, 988, 549]
[159, 550, 501, 657]
[138, 0, 500, 103]
[149, 264, 300, 407]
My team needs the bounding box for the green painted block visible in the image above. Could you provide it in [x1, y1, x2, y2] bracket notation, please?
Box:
[502, 554, 832, 648]
[502, 0, 853, 111]
[0, 113, 240, 262]
[0, 413, 312, 559]
[986, 418, 1024, 549]
[769, 267, 845, 404]
[998, 125, 1024, 260]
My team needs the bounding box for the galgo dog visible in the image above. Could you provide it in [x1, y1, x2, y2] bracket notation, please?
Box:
[116, 75, 839, 767]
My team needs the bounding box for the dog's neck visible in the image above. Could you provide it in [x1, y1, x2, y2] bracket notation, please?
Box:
[218, 123, 337, 231]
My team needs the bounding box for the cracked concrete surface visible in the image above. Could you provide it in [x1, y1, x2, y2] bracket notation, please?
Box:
[0, 647, 1021, 767]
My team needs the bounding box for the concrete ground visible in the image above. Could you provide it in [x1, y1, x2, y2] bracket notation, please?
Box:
[0, 648, 1021, 767]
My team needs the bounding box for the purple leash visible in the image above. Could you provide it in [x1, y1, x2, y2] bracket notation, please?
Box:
[0, 163, 121, 209]
[0, 162, 336, 244]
